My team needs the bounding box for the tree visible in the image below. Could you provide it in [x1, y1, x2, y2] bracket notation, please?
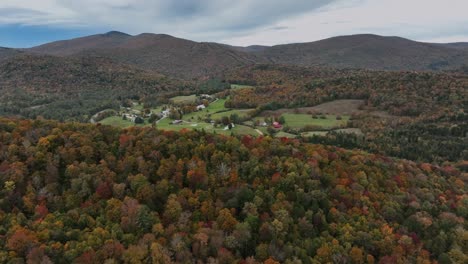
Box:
[350, 247, 364, 264]
[278, 116, 286, 124]
[163, 194, 182, 223]
[230, 113, 240, 124]
[221, 116, 230, 126]
[134, 116, 144, 124]
[217, 208, 238, 232]
[7, 227, 39, 257]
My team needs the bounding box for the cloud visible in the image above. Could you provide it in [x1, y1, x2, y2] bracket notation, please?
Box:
[0, 0, 467, 46]
[0, 0, 336, 40]
[222, 0, 468, 45]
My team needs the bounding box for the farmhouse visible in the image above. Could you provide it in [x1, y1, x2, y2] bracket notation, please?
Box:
[196, 104, 206, 111]
[273, 122, 282, 129]
[172, 120, 183, 125]
[200, 94, 212, 100]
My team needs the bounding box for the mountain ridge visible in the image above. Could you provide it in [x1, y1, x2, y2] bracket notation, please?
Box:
[255, 34, 468, 71]
[27, 31, 260, 79]
[2, 32, 468, 78]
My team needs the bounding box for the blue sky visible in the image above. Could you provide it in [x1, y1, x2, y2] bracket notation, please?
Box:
[0, 0, 467, 47]
[0, 25, 105, 48]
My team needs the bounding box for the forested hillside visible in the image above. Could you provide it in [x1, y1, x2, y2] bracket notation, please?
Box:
[225, 65, 468, 163]
[0, 118, 465, 263]
[0, 48, 23, 63]
[255, 34, 468, 71]
[28, 32, 260, 79]
[24, 32, 468, 77]
[0, 54, 190, 121]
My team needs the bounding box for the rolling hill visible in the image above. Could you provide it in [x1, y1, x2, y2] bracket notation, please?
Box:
[254, 34, 468, 71]
[28, 32, 260, 79]
[25, 32, 468, 76]
[438, 42, 468, 50]
[28, 31, 132, 56]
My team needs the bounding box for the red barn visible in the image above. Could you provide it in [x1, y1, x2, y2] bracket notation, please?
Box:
[273, 122, 282, 129]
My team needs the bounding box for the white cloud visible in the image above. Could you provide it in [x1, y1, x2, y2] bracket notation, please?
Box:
[223, 0, 468, 45]
[0, 0, 467, 45]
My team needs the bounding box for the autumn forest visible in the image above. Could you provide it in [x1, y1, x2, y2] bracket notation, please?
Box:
[0, 28, 467, 264]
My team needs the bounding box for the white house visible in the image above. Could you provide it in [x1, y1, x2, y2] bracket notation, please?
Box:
[200, 94, 212, 100]
[196, 104, 206, 111]
[162, 110, 170, 117]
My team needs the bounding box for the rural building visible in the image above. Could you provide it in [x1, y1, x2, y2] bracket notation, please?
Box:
[123, 113, 137, 122]
[224, 123, 235, 130]
[273, 122, 282, 129]
[200, 94, 212, 99]
[197, 104, 206, 111]
[162, 110, 170, 117]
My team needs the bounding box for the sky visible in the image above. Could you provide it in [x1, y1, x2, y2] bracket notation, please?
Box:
[0, 0, 467, 48]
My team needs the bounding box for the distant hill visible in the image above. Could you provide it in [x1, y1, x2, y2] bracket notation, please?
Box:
[436, 42, 468, 50]
[28, 31, 132, 56]
[232, 45, 270, 53]
[8, 32, 468, 77]
[254, 34, 468, 71]
[28, 32, 260, 79]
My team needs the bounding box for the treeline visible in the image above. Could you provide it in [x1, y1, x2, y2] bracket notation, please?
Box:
[0, 118, 465, 263]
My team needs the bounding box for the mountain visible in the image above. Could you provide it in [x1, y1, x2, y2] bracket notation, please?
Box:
[28, 32, 260, 79]
[0, 53, 189, 121]
[232, 45, 270, 53]
[27, 32, 468, 75]
[28, 31, 132, 56]
[437, 42, 468, 50]
[254, 34, 468, 71]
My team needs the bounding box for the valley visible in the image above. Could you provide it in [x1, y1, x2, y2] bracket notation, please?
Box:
[0, 28, 466, 264]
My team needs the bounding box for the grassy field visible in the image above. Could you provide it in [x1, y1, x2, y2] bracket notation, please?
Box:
[231, 84, 255, 89]
[281, 114, 349, 129]
[180, 99, 254, 122]
[181, 99, 226, 121]
[275, 131, 297, 138]
[170, 95, 198, 105]
[301, 131, 329, 137]
[334, 128, 364, 135]
[210, 109, 254, 119]
[99, 116, 147, 128]
[156, 117, 258, 136]
[132, 103, 144, 111]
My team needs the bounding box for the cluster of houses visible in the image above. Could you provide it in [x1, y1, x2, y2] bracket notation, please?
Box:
[122, 113, 139, 123]
[257, 121, 282, 129]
